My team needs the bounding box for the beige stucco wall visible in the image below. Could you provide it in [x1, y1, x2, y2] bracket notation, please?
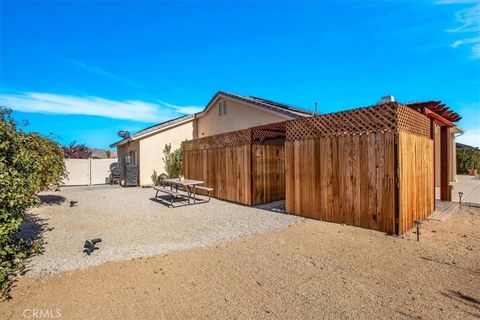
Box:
[196, 96, 288, 138]
[138, 120, 195, 186]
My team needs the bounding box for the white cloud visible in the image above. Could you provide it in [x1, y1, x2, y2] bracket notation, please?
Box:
[156, 100, 204, 114]
[447, 4, 480, 33]
[0, 92, 201, 123]
[40, 48, 143, 88]
[457, 128, 480, 148]
[451, 37, 480, 47]
[66, 58, 143, 88]
[444, 3, 480, 58]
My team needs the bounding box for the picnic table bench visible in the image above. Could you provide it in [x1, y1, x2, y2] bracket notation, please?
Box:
[153, 186, 186, 207]
[194, 186, 214, 200]
[154, 178, 213, 207]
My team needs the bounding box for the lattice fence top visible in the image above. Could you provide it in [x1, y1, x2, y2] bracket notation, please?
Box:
[286, 103, 398, 140]
[183, 129, 251, 151]
[184, 102, 432, 150]
[183, 122, 288, 151]
[397, 105, 431, 137]
[286, 103, 430, 141]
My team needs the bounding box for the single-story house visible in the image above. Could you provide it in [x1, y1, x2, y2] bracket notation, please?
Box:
[110, 91, 313, 186]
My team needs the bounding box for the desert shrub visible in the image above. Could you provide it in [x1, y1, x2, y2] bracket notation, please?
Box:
[0, 107, 65, 298]
[457, 149, 480, 174]
[162, 143, 183, 178]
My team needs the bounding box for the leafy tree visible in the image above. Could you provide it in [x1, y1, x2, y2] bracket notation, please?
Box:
[162, 143, 183, 178]
[105, 150, 111, 158]
[457, 149, 480, 174]
[0, 107, 65, 298]
[63, 141, 92, 159]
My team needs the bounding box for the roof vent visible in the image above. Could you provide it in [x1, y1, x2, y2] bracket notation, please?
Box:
[378, 95, 395, 104]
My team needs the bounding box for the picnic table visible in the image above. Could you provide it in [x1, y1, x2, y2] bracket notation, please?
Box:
[163, 178, 204, 204]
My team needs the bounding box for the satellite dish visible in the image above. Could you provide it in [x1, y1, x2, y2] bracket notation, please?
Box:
[117, 130, 130, 139]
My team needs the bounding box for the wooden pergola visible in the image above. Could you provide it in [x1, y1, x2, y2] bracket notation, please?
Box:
[406, 101, 462, 202]
[183, 100, 461, 235]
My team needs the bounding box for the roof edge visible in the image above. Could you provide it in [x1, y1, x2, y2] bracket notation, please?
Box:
[195, 91, 313, 119]
[110, 114, 194, 148]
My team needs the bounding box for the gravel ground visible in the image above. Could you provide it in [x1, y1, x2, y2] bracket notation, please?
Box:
[20, 186, 304, 277]
[2, 203, 479, 319]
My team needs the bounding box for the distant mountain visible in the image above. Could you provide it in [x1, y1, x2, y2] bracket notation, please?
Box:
[457, 143, 480, 151]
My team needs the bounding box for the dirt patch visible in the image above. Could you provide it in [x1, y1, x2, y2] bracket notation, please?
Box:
[1, 205, 479, 319]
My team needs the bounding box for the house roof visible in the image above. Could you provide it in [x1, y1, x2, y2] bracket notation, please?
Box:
[90, 149, 117, 159]
[199, 91, 313, 119]
[90, 149, 108, 159]
[110, 91, 312, 147]
[110, 114, 194, 148]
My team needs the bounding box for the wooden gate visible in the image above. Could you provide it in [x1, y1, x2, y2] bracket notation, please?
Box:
[252, 145, 285, 205]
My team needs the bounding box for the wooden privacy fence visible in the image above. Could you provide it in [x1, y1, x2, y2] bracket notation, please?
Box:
[286, 132, 396, 233]
[183, 102, 434, 235]
[183, 144, 252, 205]
[286, 102, 434, 235]
[183, 124, 286, 206]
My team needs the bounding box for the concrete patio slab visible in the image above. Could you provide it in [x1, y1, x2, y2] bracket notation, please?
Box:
[450, 174, 480, 204]
[429, 200, 459, 221]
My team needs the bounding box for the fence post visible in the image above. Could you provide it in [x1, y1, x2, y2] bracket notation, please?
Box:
[89, 157, 92, 186]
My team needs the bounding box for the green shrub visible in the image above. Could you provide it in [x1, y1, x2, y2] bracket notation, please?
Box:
[0, 107, 65, 298]
[457, 149, 480, 174]
[162, 143, 183, 178]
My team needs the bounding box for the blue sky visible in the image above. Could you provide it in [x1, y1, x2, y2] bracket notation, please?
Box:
[1, 0, 479, 149]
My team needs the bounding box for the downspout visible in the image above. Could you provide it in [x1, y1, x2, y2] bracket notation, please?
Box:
[452, 128, 464, 182]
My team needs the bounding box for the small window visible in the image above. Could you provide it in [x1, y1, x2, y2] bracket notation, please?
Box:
[218, 101, 227, 116]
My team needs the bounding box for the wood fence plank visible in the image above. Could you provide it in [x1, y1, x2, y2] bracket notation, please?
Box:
[368, 133, 378, 230]
[359, 134, 369, 228]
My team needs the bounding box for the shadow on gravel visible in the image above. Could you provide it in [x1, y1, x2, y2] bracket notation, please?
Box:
[17, 213, 52, 268]
[38, 194, 66, 206]
[420, 256, 480, 275]
[3, 213, 53, 296]
[441, 290, 480, 317]
[447, 290, 480, 306]
[149, 196, 208, 208]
